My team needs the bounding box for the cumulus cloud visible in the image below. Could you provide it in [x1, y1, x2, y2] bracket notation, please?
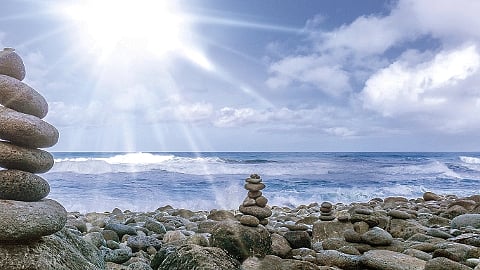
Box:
[361, 45, 480, 116]
[266, 0, 480, 135]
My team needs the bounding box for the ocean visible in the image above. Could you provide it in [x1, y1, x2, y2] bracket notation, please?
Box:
[43, 152, 480, 213]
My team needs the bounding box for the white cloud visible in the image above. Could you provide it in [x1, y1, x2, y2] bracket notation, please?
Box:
[266, 55, 351, 96]
[361, 45, 480, 116]
[266, 0, 480, 136]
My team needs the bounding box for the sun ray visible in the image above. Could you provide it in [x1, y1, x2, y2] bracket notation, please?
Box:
[191, 15, 303, 34]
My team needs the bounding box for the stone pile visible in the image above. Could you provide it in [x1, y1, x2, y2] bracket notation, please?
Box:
[0, 48, 66, 243]
[319, 201, 335, 221]
[239, 174, 272, 227]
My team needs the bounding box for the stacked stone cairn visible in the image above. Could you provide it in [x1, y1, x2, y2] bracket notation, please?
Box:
[239, 174, 272, 227]
[0, 48, 67, 243]
[319, 201, 335, 221]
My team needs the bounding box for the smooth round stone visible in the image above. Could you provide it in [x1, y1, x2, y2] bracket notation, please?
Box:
[259, 219, 268, 226]
[0, 141, 54, 173]
[388, 209, 411, 219]
[245, 177, 262, 184]
[244, 183, 265, 192]
[239, 215, 260, 227]
[0, 75, 48, 118]
[248, 191, 262, 198]
[319, 215, 335, 221]
[0, 199, 67, 242]
[0, 48, 25, 81]
[239, 205, 272, 219]
[320, 206, 332, 212]
[0, 169, 50, 201]
[255, 196, 268, 207]
[0, 106, 59, 148]
[321, 202, 332, 208]
[242, 197, 256, 207]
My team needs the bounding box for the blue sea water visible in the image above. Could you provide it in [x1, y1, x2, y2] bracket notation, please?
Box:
[43, 152, 480, 213]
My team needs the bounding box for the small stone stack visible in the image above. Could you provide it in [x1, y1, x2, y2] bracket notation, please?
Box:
[0, 48, 66, 243]
[319, 201, 335, 221]
[239, 174, 272, 227]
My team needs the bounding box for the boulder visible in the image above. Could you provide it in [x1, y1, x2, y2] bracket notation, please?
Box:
[0, 106, 59, 148]
[104, 248, 132, 264]
[283, 230, 311, 249]
[362, 227, 393, 246]
[0, 228, 104, 270]
[312, 220, 354, 242]
[0, 169, 50, 201]
[0, 74, 48, 118]
[0, 48, 25, 80]
[104, 222, 137, 239]
[316, 250, 361, 269]
[361, 250, 426, 270]
[0, 141, 54, 173]
[423, 192, 442, 201]
[239, 205, 272, 219]
[210, 220, 271, 260]
[451, 214, 480, 229]
[0, 199, 67, 242]
[424, 257, 472, 270]
[207, 209, 236, 221]
[388, 218, 427, 239]
[270, 233, 291, 258]
[127, 235, 162, 252]
[151, 244, 240, 270]
[241, 255, 319, 270]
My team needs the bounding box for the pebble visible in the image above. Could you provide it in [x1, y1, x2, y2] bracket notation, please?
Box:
[244, 183, 265, 191]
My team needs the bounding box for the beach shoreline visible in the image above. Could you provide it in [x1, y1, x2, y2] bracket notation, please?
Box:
[53, 191, 480, 269]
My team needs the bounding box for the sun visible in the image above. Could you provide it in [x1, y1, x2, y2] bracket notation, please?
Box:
[59, 0, 190, 60]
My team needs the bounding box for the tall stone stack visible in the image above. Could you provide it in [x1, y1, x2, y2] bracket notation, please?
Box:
[239, 174, 272, 227]
[0, 48, 67, 243]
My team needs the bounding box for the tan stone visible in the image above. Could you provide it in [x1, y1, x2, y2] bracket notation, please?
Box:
[0, 74, 48, 118]
[0, 48, 25, 81]
[0, 106, 58, 148]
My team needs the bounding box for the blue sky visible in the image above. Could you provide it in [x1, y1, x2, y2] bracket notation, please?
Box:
[1, 0, 480, 151]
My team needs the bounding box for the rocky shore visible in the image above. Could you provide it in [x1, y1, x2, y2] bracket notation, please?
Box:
[9, 191, 475, 270]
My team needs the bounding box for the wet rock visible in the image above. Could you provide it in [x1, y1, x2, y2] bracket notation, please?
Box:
[127, 235, 162, 252]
